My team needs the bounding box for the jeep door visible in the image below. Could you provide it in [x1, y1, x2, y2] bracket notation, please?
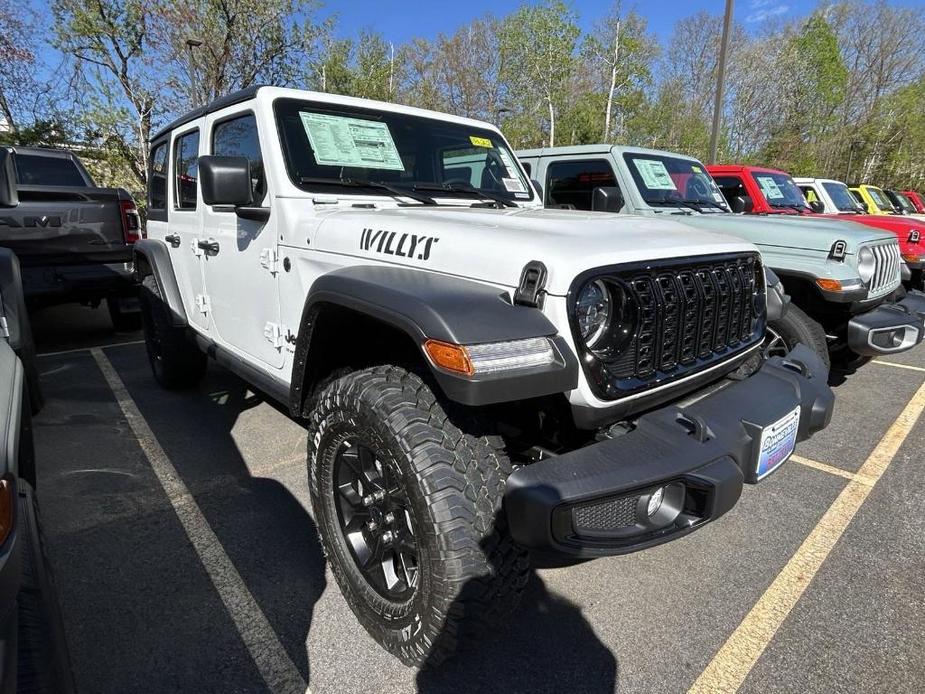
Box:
[163, 125, 210, 332]
[199, 111, 284, 369]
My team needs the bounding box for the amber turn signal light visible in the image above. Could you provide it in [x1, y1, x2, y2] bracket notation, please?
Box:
[0, 478, 13, 546]
[815, 278, 842, 292]
[423, 339, 473, 376]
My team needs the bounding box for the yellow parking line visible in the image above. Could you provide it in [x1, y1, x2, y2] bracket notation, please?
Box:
[689, 380, 925, 694]
[91, 348, 308, 694]
[872, 360, 925, 374]
[789, 455, 863, 483]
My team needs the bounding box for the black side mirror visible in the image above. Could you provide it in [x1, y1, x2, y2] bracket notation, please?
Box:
[809, 199, 825, 213]
[591, 186, 624, 213]
[199, 155, 253, 207]
[731, 195, 752, 214]
[0, 148, 18, 208]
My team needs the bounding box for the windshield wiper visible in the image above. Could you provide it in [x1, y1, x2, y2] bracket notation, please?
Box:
[768, 202, 809, 214]
[412, 182, 517, 208]
[298, 177, 437, 205]
[685, 198, 728, 211]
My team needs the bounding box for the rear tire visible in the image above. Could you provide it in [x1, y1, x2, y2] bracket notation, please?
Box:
[139, 275, 206, 389]
[764, 304, 831, 369]
[107, 295, 142, 332]
[306, 365, 529, 667]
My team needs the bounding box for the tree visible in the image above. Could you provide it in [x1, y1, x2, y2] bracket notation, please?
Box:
[500, 1, 580, 147]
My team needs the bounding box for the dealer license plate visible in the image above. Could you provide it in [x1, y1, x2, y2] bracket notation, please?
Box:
[755, 406, 801, 480]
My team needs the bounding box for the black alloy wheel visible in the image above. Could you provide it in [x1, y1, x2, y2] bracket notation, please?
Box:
[334, 440, 418, 601]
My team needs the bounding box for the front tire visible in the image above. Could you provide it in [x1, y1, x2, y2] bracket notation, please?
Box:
[139, 275, 206, 389]
[306, 365, 529, 666]
[764, 304, 831, 369]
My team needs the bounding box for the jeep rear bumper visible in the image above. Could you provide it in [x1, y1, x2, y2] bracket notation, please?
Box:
[504, 345, 834, 558]
[846, 295, 925, 356]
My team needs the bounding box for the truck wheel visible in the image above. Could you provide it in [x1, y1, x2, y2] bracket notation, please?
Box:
[764, 304, 831, 369]
[107, 295, 143, 332]
[306, 365, 530, 666]
[138, 275, 206, 389]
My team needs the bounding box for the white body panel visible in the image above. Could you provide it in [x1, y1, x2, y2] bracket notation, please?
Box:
[150, 87, 759, 412]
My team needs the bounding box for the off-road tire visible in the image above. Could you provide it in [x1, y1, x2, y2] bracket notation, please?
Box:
[765, 304, 831, 369]
[106, 295, 143, 332]
[306, 365, 530, 667]
[138, 275, 206, 389]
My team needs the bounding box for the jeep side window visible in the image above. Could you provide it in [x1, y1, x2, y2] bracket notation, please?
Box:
[713, 175, 748, 207]
[212, 114, 265, 204]
[149, 143, 168, 209]
[545, 160, 618, 210]
[174, 130, 200, 210]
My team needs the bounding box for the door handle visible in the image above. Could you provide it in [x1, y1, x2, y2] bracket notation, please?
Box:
[165, 233, 181, 248]
[197, 239, 220, 255]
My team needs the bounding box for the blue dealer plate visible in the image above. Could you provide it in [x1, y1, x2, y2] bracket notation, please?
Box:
[755, 406, 801, 480]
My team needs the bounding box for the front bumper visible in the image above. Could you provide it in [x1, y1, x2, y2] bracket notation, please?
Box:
[847, 294, 925, 356]
[505, 345, 834, 558]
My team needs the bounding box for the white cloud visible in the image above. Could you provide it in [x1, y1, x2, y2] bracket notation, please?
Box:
[746, 1, 790, 23]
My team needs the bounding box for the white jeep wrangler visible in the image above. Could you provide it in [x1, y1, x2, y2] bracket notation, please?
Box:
[135, 86, 834, 666]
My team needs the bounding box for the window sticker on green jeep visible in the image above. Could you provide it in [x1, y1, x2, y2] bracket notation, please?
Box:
[299, 112, 405, 171]
[633, 159, 676, 190]
[756, 175, 784, 200]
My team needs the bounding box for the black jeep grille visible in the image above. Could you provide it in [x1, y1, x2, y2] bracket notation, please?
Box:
[573, 252, 764, 400]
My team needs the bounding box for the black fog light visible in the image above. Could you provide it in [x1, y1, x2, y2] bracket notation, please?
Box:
[639, 482, 685, 528]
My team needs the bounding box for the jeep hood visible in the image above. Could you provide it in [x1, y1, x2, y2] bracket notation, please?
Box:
[311, 205, 756, 295]
[673, 214, 894, 254]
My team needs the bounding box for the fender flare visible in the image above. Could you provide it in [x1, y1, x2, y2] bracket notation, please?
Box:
[0, 248, 42, 413]
[133, 239, 188, 327]
[289, 265, 578, 414]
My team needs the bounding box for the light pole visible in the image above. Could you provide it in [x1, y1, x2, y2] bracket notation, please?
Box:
[186, 38, 203, 108]
[708, 0, 734, 163]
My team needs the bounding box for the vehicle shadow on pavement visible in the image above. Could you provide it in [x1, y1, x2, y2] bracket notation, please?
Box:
[416, 523, 618, 693]
[88, 348, 327, 690]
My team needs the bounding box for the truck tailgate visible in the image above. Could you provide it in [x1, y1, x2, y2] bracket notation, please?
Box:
[0, 186, 131, 265]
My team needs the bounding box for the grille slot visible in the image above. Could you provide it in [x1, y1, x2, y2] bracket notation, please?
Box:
[868, 242, 901, 298]
[577, 253, 763, 399]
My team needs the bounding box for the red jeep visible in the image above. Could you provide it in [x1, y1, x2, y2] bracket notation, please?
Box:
[706, 164, 924, 289]
[902, 190, 925, 213]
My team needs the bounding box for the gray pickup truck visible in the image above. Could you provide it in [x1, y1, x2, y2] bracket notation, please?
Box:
[0, 147, 142, 331]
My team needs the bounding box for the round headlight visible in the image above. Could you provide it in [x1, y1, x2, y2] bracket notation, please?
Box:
[576, 280, 611, 348]
[858, 246, 876, 284]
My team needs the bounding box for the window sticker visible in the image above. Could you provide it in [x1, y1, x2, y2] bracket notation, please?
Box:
[502, 177, 526, 193]
[633, 159, 676, 190]
[756, 175, 784, 200]
[713, 192, 725, 203]
[300, 112, 405, 170]
[470, 135, 493, 148]
[497, 149, 518, 177]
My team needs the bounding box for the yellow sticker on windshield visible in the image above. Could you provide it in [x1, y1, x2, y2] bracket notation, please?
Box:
[470, 136, 493, 148]
[692, 165, 702, 173]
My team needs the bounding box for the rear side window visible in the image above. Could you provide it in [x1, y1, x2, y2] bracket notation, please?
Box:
[15, 153, 86, 187]
[212, 114, 265, 203]
[149, 143, 168, 209]
[174, 130, 200, 210]
[545, 160, 618, 210]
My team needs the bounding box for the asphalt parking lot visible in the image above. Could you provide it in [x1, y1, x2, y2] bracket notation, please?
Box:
[29, 303, 925, 694]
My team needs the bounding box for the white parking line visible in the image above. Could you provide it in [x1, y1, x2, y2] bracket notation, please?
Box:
[38, 340, 145, 358]
[689, 379, 925, 694]
[90, 348, 309, 694]
[872, 360, 925, 374]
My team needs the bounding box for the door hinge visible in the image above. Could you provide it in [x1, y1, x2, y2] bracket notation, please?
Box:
[195, 294, 211, 314]
[191, 239, 204, 257]
[259, 248, 280, 275]
[0, 316, 9, 339]
[264, 322, 296, 351]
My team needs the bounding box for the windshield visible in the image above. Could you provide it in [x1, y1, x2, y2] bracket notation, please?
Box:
[822, 181, 863, 213]
[623, 152, 728, 211]
[274, 99, 533, 204]
[891, 191, 917, 214]
[866, 186, 895, 213]
[750, 172, 808, 210]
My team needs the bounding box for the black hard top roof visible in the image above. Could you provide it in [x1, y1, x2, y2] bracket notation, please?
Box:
[150, 85, 264, 143]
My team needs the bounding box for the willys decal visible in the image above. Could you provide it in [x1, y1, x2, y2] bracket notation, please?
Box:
[360, 228, 439, 261]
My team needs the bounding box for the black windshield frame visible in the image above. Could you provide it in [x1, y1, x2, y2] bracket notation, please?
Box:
[272, 98, 534, 203]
